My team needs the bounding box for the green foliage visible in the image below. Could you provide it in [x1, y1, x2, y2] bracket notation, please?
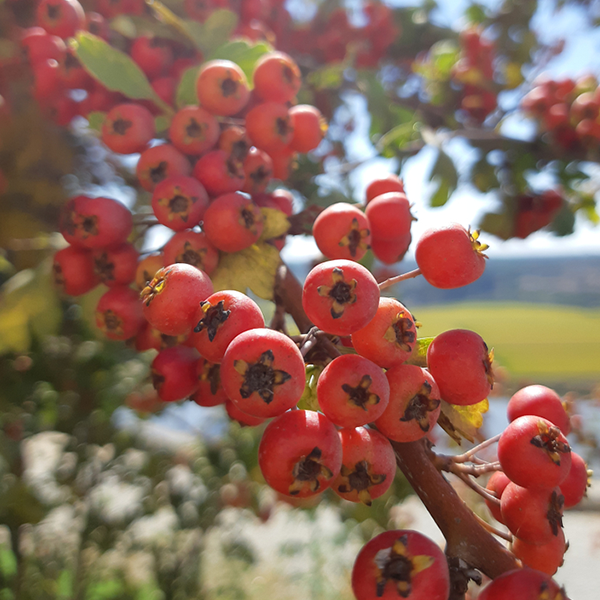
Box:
[210, 39, 272, 82]
[176, 65, 201, 108]
[72, 33, 164, 108]
[185, 10, 239, 55]
[428, 149, 458, 207]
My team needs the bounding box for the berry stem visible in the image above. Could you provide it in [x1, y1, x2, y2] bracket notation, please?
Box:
[452, 468, 501, 506]
[378, 268, 422, 291]
[472, 512, 512, 543]
[453, 433, 501, 463]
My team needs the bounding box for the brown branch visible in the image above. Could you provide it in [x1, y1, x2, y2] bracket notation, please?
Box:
[392, 439, 518, 579]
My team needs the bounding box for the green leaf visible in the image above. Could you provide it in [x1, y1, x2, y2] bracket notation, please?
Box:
[209, 39, 272, 83]
[479, 211, 514, 240]
[471, 157, 499, 193]
[0, 546, 17, 579]
[210, 242, 281, 300]
[72, 32, 159, 103]
[86, 111, 106, 132]
[430, 40, 460, 79]
[307, 63, 346, 90]
[258, 208, 290, 242]
[57, 569, 74, 600]
[186, 10, 239, 55]
[465, 4, 487, 23]
[176, 65, 201, 108]
[428, 149, 457, 207]
[297, 365, 324, 412]
[405, 337, 434, 367]
[155, 115, 170, 134]
[377, 121, 416, 156]
[438, 399, 489, 445]
[549, 204, 576, 237]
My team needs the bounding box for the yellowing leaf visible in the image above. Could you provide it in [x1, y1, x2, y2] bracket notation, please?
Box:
[210, 242, 281, 300]
[297, 364, 323, 412]
[438, 398, 489, 445]
[405, 337, 434, 367]
[259, 207, 290, 241]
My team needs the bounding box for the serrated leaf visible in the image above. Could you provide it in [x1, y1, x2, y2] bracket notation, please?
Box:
[210, 242, 281, 300]
[176, 65, 201, 108]
[186, 10, 239, 55]
[72, 32, 160, 103]
[405, 337, 434, 367]
[86, 111, 106, 132]
[209, 39, 272, 83]
[438, 398, 489, 445]
[259, 208, 290, 242]
[428, 149, 457, 207]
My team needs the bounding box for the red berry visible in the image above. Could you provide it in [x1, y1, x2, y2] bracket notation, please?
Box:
[135, 254, 164, 290]
[225, 399, 267, 427]
[312, 203, 371, 261]
[136, 144, 191, 192]
[151, 175, 209, 231]
[317, 354, 390, 428]
[196, 60, 250, 117]
[96, 286, 145, 340]
[507, 385, 570, 435]
[140, 263, 214, 336]
[93, 243, 138, 287]
[252, 51, 301, 104]
[415, 223, 488, 289]
[258, 410, 342, 497]
[512, 528, 567, 576]
[192, 149, 245, 197]
[191, 359, 228, 407]
[202, 192, 264, 253]
[151, 346, 199, 402]
[485, 471, 510, 523]
[102, 103, 156, 155]
[288, 105, 326, 153]
[559, 451, 590, 508]
[365, 174, 405, 204]
[370, 234, 411, 265]
[302, 260, 380, 336]
[497, 415, 572, 490]
[351, 297, 417, 368]
[163, 231, 219, 275]
[245, 102, 294, 152]
[375, 365, 441, 442]
[332, 427, 396, 504]
[365, 192, 413, 241]
[478, 568, 566, 600]
[352, 530, 450, 600]
[130, 36, 173, 80]
[53, 245, 99, 296]
[36, 0, 85, 39]
[426, 329, 493, 406]
[242, 147, 273, 195]
[169, 106, 220, 156]
[221, 328, 305, 418]
[190, 290, 265, 363]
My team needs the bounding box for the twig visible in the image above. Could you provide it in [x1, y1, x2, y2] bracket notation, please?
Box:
[378, 268, 422, 291]
[300, 326, 320, 357]
[454, 434, 501, 463]
[453, 469, 501, 506]
[472, 512, 512, 544]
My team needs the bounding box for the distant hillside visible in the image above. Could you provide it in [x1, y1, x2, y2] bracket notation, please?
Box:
[379, 255, 600, 308]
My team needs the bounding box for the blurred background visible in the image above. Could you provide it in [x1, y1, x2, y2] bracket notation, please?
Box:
[1, 0, 599, 598]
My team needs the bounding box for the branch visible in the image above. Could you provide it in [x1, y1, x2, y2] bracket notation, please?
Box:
[392, 439, 518, 579]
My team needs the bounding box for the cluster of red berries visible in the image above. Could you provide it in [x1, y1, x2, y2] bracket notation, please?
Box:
[513, 189, 564, 239]
[313, 174, 412, 265]
[522, 74, 600, 150]
[484, 385, 590, 576]
[452, 26, 497, 122]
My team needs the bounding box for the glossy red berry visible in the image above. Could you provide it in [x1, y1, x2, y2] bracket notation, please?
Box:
[485, 471, 510, 524]
[252, 52, 301, 103]
[130, 36, 173, 80]
[225, 399, 267, 427]
[365, 192, 413, 241]
[21, 29, 66, 65]
[507, 385, 570, 435]
[192, 149, 245, 197]
[477, 568, 567, 600]
[375, 365, 441, 442]
[202, 192, 264, 253]
[415, 223, 488, 289]
[101, 103, 156, 155]
[352, 530, 450, 600]
[221, 328, 305, 418]
[316, 354, 390, 428]
[245, 102, 294, 152]
[36, 0, 85, 39]
[196, 60, 250, 116]
[136, 144, 191, 192]
[163, 231, 219, 275]
[332, 427, 396, 505]
[53, 245, 99, 296]
[312, 203, 371, 261]
[559, 451, 590, 508]
[370, 233, 412, 265]
[351, 297, 417, 368]
[426, 329, 493, 406]
[302, 260, 380, 336]
[365, 174, 405, 204]
[258, 410, 342, 497]
[190, 290, 265, 363]
[288, 105, 326, 153]
[242, 147, 273, 195]
[140, 263, 214, 336]
[497, 415, 572, 490]
[93, 243, 138, 287]
[512, 528, 567, 576]
[191, 359, 228, 407]
[96, 286, 145, 341]
[169, 106, 220, 156]
[151, 346, 199, 402]
[151, 175, 209, 231]
[135, 254, 164, 290]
